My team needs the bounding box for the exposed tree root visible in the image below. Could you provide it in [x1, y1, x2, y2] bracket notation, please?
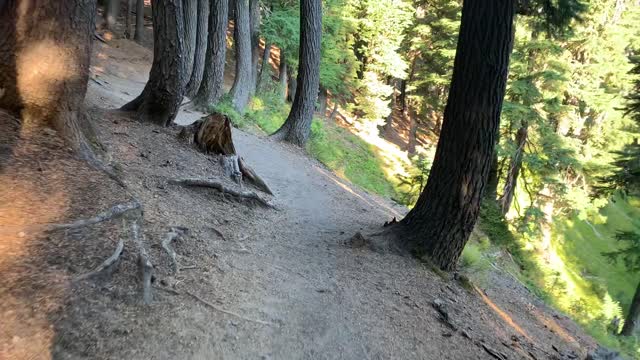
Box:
[49, 201, 141, 231]
[184, 290, 274, 326]
[74, 238, 124, 282]
[238, 157, 273, 195]
[161, 226, 188, 274]
[169, 178, 276, 209]
[131, 218, 153, 304]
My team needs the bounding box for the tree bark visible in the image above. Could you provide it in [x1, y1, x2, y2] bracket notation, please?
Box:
[105, 0, 119, 29]
[0, 0, 99, 160]
[397, 0, 515, 271]
[249, 0, 261, 93]
[484, 148, 500, 202]
[134, 0, 145, 42]
[279, 53, 288, 100]
[229, 0, 252, 112]
[185, 0, 209, 97]
[257, 42, 271, 91]
[499, 123, 528, 214]
[124, 0, 134, 38]
[272, 0, 322, 146]
[182, 0, 198, 85]
[193, 0, 229, 107]
[286, 66, 297, 102]
[621, 280, 640, 336]
[122, 0, 186, 127]
[317, 86, 328, 118]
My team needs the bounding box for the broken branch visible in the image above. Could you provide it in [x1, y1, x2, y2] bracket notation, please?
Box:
[185, 290, 274, 326]
[161, 227, 188, 274]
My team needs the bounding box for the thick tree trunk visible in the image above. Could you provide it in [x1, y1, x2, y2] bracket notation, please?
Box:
[398, 0, 515, 271]
[249, 0, 261, 93]
[499, 123, 528, 214]
[0, 0, 99, 159]
[272, 0, 322, 146]
[193, 0, 228, 107]
[229, 0, 252, 112]
[124, 0, 134, 38]
[257, 42, 271, 91]
[122, 0, 185, 127]
[185, 0, 209, 97]
[621, 281, 640, 336]
[182, 0, 198, 85]
[279, 54, 288, 100]
[134, 0, 145, 42]
[105, 0, 119, 29]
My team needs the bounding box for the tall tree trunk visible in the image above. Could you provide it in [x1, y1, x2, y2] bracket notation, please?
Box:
[397, 0, 515, 271]
[124, 0, 134, 38]
[229, 0, 252, 112]
[0, 0, 99, 160]
[287, 66, 297, 102]
[499, 122, 528, 214]
[384, 78, 398, 133]
[105, 0, 119, 29]
[279, 53, 288, 100]
[134, 0, 145, 42]
[249, 0, 261, 93]
[329, 101, 339, 121]
[193, 0, 229, 107]
[256, 42, 271, 91]
[317, 86, 328, 118]
[185, 0, 209, 97]
[182, 0, 198, 86]
[621, 281, 640, 336]
[122, 0, 186, 127]
[272, 0, 322, 146]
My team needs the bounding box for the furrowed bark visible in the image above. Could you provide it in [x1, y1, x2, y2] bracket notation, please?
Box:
[193, 0, 229, 107]
[229, 0, 252, 112]
[272, 0, 322, 146]
[397, 0, 516, 271]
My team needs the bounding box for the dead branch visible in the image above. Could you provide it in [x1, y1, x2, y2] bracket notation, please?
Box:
[132, 218, 153, 304]
[169, 178, 276, 209]
[185, 290, 274, 326]
[49, 201, 141, 231]
[238, 157, 273, 195]
[161, 227, 188, 274]
[74, 238, 124, 282]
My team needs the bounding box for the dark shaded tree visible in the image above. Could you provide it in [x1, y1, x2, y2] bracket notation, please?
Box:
[193, 0, 229, 107]
[257, 41, 272, 91]
[122, 0, 186, 126]
[250, 0, 261, 92]
[272, 0, 322, 146]
[135, 0, 145, 42]
[183, 0, 198, 84]
[185, 0, 210, 97]
[105, 0, 119, 29]
[229, 0, 252, 112]
[0, 0, 100, 160]
[395, 0, 516, 271]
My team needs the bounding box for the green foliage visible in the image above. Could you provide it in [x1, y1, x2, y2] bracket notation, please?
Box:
[209, 97, 248, 128]
[395, 151, 433, 206]
[307, 119, 399, 198]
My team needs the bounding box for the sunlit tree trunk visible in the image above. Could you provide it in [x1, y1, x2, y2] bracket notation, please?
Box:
[185, 0, 209, 97]
[122, 0, 186, 126]
[500, 122, 528, 214]
[272, 0, 322, 146]
[193, 0, 229, 107]
[279, 54, 288, 100]
[0, 0, 100, 160]
[229, 0, 252, 112]
[397, 0, 515, 271]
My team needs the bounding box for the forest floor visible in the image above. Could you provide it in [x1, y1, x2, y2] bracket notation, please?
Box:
[0, 38, 604, 360]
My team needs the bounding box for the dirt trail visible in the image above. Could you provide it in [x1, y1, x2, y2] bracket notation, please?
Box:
[3, 39, 597, 359]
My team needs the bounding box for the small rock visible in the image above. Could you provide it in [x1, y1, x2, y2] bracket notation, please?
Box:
[347, 232, 368, 248]
[586, 346, 624, 360]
